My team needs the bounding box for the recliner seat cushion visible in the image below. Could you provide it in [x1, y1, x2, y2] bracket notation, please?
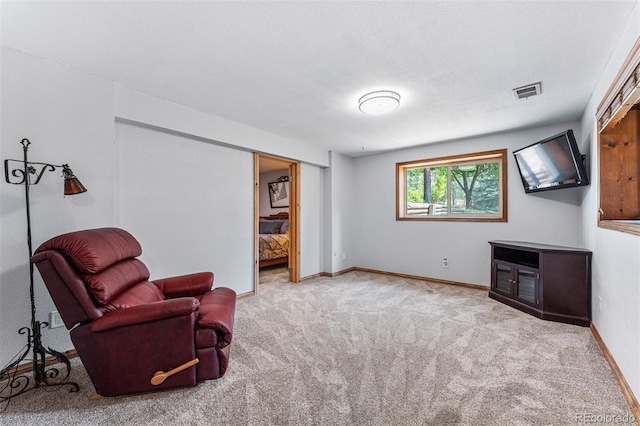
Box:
[103, 281, 165, 312]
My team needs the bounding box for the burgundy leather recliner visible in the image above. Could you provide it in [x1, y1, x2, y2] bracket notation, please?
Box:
[31, 227, 236, 397]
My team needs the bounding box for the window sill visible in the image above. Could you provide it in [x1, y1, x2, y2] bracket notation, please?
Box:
[398, 216, 507, 222]
[598, 220, 640, 236]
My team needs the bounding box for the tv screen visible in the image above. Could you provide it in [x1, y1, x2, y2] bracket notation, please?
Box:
[513, 130, 589, 193]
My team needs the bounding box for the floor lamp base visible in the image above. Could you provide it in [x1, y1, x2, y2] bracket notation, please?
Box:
[0, 321, 80, 411]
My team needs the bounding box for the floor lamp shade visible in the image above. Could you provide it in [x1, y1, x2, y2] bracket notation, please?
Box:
[62, 165, 87, 195]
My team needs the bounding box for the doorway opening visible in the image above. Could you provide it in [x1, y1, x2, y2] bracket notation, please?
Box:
[255, 154, 299, 293]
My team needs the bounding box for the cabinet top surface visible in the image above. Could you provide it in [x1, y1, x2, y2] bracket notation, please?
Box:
[489, 240, 592, 254]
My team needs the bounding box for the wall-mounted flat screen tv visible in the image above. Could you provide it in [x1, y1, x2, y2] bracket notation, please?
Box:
[513, 129, 589, 193]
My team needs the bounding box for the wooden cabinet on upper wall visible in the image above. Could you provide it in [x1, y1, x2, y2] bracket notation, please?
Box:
[599, 106, 640, 222]
[597, 37, 640, 235]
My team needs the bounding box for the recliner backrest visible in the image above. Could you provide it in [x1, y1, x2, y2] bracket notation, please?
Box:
[32, 228, 165, 328]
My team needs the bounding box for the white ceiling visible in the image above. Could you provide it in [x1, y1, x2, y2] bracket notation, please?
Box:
[1, 1, 637, 157]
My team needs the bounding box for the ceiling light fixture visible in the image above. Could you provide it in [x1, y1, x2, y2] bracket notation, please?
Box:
[358, 90, 401, 115]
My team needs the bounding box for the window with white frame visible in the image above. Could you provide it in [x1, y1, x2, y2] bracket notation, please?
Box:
[397, 149, 508, 222]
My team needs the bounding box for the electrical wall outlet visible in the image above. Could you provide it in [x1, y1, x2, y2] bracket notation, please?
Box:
[342, 252, 346, 260]
[442, 258, 449, 268]
[49, 311, 64, 329]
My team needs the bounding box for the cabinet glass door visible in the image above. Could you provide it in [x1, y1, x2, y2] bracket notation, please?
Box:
[494, 262, 512, 295]
[515, 267, 538, 305]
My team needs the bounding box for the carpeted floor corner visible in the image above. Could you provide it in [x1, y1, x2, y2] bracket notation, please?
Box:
[1, 270, 636, 425]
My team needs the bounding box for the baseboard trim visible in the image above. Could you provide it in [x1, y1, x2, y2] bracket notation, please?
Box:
[237, 290, 256, 298]
[307, 267, 488, 291]
[299, 273, 324, 281]
[351, 267, 489, 291]
[590, 324, 640, 419]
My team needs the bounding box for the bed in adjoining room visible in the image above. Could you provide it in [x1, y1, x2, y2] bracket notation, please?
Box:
[258, 212, 289, 267]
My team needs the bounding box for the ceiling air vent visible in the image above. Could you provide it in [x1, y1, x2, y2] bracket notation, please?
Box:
[513, 82, 542, 100]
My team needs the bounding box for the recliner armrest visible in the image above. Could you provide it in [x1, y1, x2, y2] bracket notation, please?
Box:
[152, 272, 213, 298]
[198, 288, 236, 347]
[91, 297, 200, 332]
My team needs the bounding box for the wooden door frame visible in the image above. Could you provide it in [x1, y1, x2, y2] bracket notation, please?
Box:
[254, 153, 300, 294]
[288, 162, 300, 283]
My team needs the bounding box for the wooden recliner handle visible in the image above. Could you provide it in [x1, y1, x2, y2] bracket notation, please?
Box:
[150, 358, 199, 386]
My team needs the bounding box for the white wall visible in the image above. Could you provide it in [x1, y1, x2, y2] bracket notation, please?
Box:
[115, 94, 328, 282]
[352, 122, 586, 286]
[0, 47, 116, 357]
[115, 86, 330, 168]
[299, 163, 324, 278]
[326, 152, 356, 274]
[259, 169, 289, 216]
[579, 1, 640, 400]
[116, 122, 255, 294]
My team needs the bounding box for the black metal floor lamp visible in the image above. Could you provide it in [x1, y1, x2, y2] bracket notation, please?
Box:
[0, 138, 87, 409]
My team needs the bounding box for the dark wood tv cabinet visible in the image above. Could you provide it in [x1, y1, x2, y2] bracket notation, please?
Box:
[489, 240, 592, 326]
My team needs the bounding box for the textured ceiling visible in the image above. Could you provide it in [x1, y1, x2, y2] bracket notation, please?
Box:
[1, 1, 637, 157]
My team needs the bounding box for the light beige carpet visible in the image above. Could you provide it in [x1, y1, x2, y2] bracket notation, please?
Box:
[1, 270, 636, 425]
